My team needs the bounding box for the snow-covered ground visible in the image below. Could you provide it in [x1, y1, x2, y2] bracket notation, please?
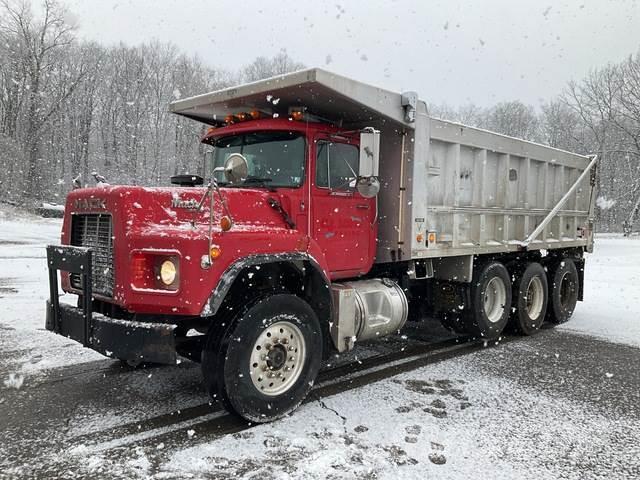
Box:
[559, 237, 640, 347]
[0, 208, 102, 376]
[0, 209, 639, 479]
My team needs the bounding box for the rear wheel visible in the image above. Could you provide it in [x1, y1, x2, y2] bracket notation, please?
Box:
[202, 294, 323, 423]
[510, 262, 548, 335]
[442, 261, 512, 339]
[547, 258, 579, 324]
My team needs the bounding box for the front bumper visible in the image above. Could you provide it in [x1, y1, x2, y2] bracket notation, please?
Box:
[46, 245, 177, 365]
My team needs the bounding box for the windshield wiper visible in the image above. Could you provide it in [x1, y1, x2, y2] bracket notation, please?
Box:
[243, 176, 276, 191]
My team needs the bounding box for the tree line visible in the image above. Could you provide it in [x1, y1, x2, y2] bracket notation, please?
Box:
[1, 0, 638, 233]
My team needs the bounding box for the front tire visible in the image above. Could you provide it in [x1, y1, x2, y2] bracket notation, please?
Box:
[202, 294, 323, 423]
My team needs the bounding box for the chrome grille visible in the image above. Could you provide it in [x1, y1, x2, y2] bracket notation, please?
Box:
[70, 214, 114, 297]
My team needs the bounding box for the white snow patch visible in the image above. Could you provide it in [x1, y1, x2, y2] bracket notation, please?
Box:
[560, 237, 640, 347]
[596, 196, 616, 210]
[3, 373, 24, 389]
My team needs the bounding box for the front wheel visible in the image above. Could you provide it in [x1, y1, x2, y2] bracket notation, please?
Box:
[202, 294, 323, 423]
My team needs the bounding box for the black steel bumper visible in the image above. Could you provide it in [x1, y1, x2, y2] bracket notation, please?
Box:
[46, 245, 177, 365]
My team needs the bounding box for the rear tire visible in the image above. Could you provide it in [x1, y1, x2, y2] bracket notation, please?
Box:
[510, 262, 548, 335]
[442, 261, 512, 339]
[202, 294, 323, 423]
[547, 258, 579, 324]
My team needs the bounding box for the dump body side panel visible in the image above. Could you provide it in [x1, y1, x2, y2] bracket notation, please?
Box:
[407, 118, 594, 259]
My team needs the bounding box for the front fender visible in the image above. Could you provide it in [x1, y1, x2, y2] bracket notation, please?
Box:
[200, 252, 331, 318]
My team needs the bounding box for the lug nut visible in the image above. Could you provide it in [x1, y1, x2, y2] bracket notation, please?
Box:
[288, 346, 294, 351]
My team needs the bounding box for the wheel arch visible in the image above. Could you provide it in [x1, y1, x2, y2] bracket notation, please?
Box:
[201, 253, 334, 357]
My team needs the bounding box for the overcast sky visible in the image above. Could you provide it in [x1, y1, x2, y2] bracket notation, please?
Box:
[62, 0, 640, 108]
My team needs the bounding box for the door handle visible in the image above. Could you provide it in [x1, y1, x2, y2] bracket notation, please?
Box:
[356, 204, 370, 210]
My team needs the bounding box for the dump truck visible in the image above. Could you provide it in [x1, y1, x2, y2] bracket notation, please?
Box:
[46, 68, 598, 422]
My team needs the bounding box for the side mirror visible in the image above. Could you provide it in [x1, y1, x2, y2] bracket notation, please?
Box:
[356, 177, 380, 198]
[358, 127, 380, 198]
[223, 153, 248, 184]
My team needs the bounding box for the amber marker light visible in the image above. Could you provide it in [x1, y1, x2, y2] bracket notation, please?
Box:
[291, 110, 304, 121]
[220, 215, 233, 231]
[428, 232, 437, 244]
[249, 110, 260, 119]
[416, 233, 424, 243]
[224, 114, 234, 124]
[210, 245, 222, 260]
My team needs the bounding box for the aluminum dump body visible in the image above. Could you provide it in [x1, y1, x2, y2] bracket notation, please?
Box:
[170, 68, 596, 265]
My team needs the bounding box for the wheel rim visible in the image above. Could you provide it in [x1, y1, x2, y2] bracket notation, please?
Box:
[484, 277, 507, 323]
[249, 320, 306, 396]
[559, 271, 574, 309]
[525, 276, 545, 320]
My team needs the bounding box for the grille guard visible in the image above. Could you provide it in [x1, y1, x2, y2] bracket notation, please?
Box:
[46, 245, 178, 364]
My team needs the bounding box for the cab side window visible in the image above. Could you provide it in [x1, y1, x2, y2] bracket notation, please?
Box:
[315, 141, 359, 190]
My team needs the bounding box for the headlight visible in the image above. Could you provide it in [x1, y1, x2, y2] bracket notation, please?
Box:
[160, 260, 177, 285]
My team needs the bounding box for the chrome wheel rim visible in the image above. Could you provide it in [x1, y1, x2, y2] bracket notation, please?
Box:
[484, 277, 507, 323]
[249, 320, 306, 396]
[525, 276, 545, 320]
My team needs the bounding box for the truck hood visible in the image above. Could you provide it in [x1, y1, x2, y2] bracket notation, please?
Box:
[64, 185, 293, 234]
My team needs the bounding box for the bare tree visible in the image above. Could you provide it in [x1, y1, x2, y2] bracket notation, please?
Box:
[242, 49, 305, 82]
[0, 0, 88, 199]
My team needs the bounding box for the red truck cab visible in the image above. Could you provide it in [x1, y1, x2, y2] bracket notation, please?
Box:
[47, 113, 382, 422]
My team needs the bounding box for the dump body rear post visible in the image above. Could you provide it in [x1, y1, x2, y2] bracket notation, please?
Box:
[45, 68, 597, 422]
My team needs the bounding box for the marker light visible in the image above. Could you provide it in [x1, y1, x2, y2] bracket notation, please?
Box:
[428, 232, 437, 244]
[249, 110, 260, 119]
[160, 260, 177, 285]
[220, 215, 233, 231]
[291, 110, 304, 121]
[224, 114, 235, 124]
[210, 245, 222, 260]
[132, 254, 152, 289]
[416, 233, 424, 243]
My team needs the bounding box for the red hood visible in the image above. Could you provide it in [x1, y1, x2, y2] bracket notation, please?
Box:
[64, 185, 293, 234]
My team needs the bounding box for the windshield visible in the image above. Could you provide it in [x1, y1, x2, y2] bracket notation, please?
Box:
[212, 131, 305, 188]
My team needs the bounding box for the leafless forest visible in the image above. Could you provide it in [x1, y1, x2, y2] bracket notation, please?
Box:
[0, 0, 638, 232]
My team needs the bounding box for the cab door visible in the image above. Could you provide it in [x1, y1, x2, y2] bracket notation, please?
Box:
[310, 136, 376, 278]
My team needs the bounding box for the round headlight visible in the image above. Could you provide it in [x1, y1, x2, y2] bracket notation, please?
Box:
[159, 260, 177, 285]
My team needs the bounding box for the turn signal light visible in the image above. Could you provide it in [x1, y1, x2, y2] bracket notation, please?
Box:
[220, 215, 233, 231]
[416, 233, 424, 243]
[210, 245, 222, 260]
[428, 232, 437, 244]
[131, 253, 153, 289]
[224, 114, 235, 124]
[249, 110, 260, 119]
[290, 110, 304, 121]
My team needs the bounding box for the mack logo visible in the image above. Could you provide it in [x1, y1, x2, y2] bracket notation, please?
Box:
[171, 196, 199, 210]
[74, 198, 106, 210]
